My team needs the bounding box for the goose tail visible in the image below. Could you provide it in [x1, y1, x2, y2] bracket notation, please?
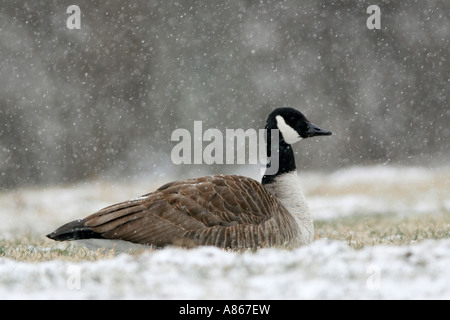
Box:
[46, 219, 103, 241]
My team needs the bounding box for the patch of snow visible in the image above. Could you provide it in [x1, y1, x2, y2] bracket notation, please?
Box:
[325, 165, 434, 187]
[310, 194, 382, 219]
[303, 165, 450, 220]
[0, 239, 449, 299]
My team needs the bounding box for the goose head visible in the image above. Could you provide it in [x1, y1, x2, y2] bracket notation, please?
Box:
[266, 108, 332, 145]
[262, 108, 332, 183]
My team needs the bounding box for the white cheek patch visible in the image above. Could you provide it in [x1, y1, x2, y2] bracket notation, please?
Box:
[275, 115, 303, 144]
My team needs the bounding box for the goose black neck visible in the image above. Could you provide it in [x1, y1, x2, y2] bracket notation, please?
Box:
[262, 132, 296, 185]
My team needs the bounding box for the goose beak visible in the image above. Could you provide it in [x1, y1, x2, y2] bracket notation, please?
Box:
[305, 122, 332, 138]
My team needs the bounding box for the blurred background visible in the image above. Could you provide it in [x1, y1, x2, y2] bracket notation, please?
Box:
[1, 0, 449, 190]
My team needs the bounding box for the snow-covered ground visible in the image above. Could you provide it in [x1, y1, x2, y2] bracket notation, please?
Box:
[305, 165, 450, 219]
[0, 165, 449, 299]
[1, 239, 449, 299]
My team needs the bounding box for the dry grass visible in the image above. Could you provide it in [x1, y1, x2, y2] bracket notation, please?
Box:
[0, 237, 129, 262]
[315, 212, 450, 249]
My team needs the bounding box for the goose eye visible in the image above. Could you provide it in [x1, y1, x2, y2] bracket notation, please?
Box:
[300, 122, 308, 132]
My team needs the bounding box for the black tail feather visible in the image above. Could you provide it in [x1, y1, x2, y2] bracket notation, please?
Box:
[46, 219, 103, 241]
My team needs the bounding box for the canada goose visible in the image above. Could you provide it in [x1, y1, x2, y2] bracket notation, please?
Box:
[47, 108, 332, 249]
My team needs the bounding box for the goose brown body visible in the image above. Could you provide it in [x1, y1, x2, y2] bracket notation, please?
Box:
[48, 174, 301, 249]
